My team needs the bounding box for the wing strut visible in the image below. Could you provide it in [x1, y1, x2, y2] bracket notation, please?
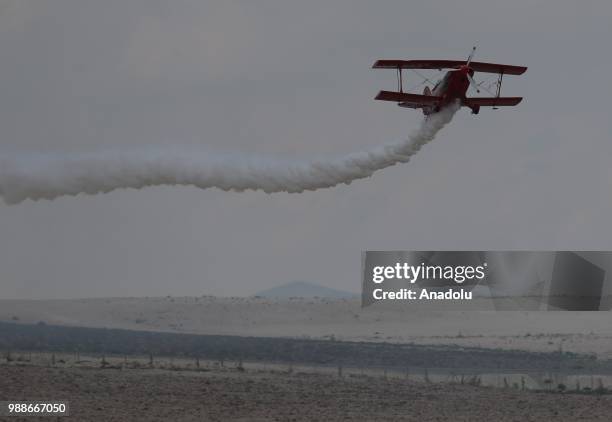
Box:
[493, 71, 504, 110]
[397, 67, 403, 93]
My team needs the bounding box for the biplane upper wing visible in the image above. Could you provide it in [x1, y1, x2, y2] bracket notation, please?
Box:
[372, 60, 527, 75]
[373, 60, 465, 70]
[374, 91, 441, 108]
[463, 97, 523, 107]
[469, 62, 526, 75]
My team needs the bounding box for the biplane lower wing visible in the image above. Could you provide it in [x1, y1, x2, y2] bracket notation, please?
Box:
[372, 60, 527, 75]
[374, 91, 441, 108]
[463, 97, 523, 107]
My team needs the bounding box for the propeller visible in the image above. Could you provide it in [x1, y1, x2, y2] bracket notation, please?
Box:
[466, 46, 477, 66]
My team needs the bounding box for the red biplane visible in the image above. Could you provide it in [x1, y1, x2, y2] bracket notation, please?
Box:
[373, 47, 526, 115]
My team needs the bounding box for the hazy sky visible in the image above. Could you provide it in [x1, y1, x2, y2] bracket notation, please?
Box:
[1, 0, 611, 299]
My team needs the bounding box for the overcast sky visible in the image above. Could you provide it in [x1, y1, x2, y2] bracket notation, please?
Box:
[1, 0, 611, 299]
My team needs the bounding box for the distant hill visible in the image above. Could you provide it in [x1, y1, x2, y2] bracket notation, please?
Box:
[254, 281, 357, 299]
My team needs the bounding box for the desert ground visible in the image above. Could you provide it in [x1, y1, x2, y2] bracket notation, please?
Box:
[2, 297, 612, 420]
[2, 361, 612, 422]
[1, 297, 612, 357]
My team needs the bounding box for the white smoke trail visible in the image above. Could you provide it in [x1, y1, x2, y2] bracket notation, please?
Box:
[0, 103, 459, 205]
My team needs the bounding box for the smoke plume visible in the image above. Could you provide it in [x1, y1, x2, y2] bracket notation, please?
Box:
[0, 103, 459, 204]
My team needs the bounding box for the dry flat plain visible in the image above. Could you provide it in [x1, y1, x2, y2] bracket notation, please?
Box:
[2, 297, 612, 357]
[2, 364, 612, 422]
[2, 297, 612, 420]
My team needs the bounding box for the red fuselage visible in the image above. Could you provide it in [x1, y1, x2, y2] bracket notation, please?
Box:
[425, 65, 474, 114]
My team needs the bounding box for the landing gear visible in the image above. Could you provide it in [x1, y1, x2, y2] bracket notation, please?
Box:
[471, 105, 480, 115]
